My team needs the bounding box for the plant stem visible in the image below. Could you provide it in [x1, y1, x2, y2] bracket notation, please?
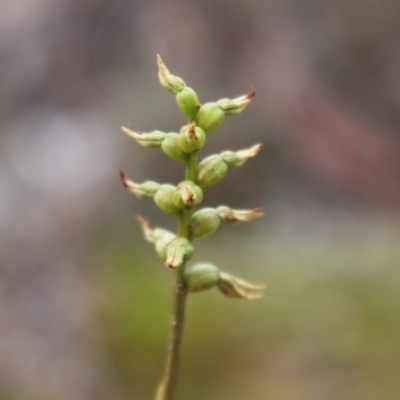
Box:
[156, 152, 198, 400]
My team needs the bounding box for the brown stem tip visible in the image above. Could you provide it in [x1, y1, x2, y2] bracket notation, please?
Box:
[119, 169, 129, 189]
[247, 86, 256, 100]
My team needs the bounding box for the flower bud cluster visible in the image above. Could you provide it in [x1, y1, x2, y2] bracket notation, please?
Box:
[120, 54, 265, 301]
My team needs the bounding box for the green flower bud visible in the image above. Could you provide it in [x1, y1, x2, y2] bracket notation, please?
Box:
[137, 216, 175, 261]
[161, 133, 190, 164]
[176, 87, 200, 119]
[190, 208, 221, 238]
[154, 184, 182, 217]
[119, 170, 160, 199]
[217, 272, 265, 300]
[165, 237, 194, 269]
[196, 154, 228, 187]
[216, 206, 264, 225]
[221, 144, 262, 167]
[177, 122, 206, 153]
[195, 102, 225, 133]
[217, 88, 256, 115]
[185, 263, 220, 292]
[121, 126, 165, 148]
[173, 181, 203, 208]
[156, 54, 186, 94]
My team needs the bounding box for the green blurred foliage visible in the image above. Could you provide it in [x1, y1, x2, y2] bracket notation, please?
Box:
[88, 218, 400, 400]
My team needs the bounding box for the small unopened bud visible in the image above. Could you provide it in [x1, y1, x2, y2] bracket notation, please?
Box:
[184, 263, 220, 292]
[221, 144, 262, 167]
[137, 216, 175, 260]
[217, 272, 265, 300]
[176, 87, 200, 119]
[165, 237, 195, 268]
[217, 88, 256, 115]
[173, 181, 203, 208]
[120, 170, 160, 199]
[190, 208, 221, 238]
[216, 206, 264, 224]
[178, 122, 206, 153]
[195, 102, 226, 133]
[121, 126, 165, 148]
[196, 154, 228, 187]
[154, 184, 182, 217]
[161, 133, 190, 164]
[156, 54, 186, 94]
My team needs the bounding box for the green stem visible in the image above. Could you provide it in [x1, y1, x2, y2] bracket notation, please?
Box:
[156, 152, 198, 400]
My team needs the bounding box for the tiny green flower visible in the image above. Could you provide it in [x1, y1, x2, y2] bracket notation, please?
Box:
[161, 133, 190, 163]
[184, 263, 220, 292]
[176, 87, 200, 119]
[154, 184, 182, 217]
[196, 145, 262, 187]
[196, 154, 228, 187]
[195, 102, 225, 133]
[178, 122, 206, 153]
[173, 181, 203, 208]
[165, 237, 195, 269]
[190, 207, 221, 238]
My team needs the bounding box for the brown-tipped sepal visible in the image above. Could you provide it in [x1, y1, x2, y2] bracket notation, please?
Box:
[178, 122, 206, 153]
[176, 87, 200, 119]
[221, 144, 262, 167]
[190, 208, 221, 238]
[185, 263, 220, 292]
[216, 206, 264, 225]
[161, 133, 190, 164]
[217, 88, 256, 115]
[156, 54, 186, 94]
[137, 216, 176, 260]
[120, 171, 160, 199]
[196, 155, 228, 187]
[165, 238, 195, 269]
[121, 126, 165, 148]
[154, 184, 182, 217]
[173, 181, 203, 208]
[217, 272, 265, 300]
[195, 102, 225, 133]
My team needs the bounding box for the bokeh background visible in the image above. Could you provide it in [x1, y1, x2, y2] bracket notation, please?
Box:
[1, 1, 400, 399]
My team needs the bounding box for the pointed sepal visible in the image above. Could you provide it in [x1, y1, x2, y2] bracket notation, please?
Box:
[156, 54, 186, 94]
[217, 272, 265, 300]
[216, 206, 264, 224]
[217, 87, 256, 115]
[120, 170, 160, 199]
[221, 144, 262, 167]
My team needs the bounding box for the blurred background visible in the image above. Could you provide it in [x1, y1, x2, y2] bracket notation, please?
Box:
[1, 1, 400, 399]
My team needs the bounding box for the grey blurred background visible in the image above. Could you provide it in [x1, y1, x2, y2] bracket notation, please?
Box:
[1, 1, 400, 399]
